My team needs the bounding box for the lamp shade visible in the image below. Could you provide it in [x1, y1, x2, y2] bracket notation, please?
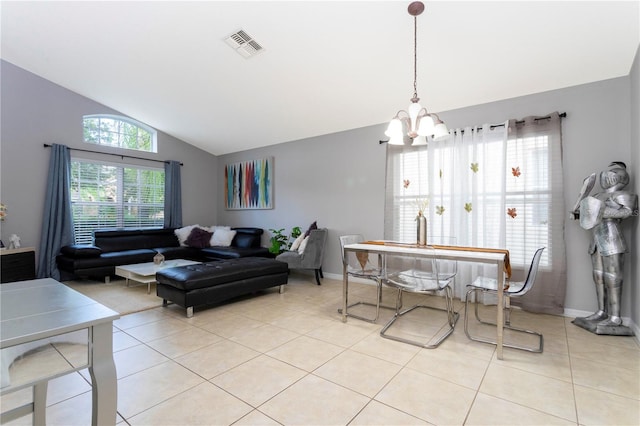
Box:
[411, 135, 428, 146]
[388, 135, 405, 145]
[408, 102, 423, 132]
[385, 118, 403, 138]
[416, 114, 435, 136]
[432, 120, 449, 141]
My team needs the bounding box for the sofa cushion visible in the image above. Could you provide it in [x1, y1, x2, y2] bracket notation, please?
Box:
[175, 225, 200, 247]
[298, 236, 310, 254]
[185, 227, 213, 248]
[231, 232, 255, 249]
[58, 249, 156, 269]
[201, 246, 270, 259]
[60, 244, 102, 258]
[303, 221, 318, 237]
[94, 228, 179, 252]
[231, 227, 263, 248]
[211, 229, 236, 247]
[290, 234, 305, 251]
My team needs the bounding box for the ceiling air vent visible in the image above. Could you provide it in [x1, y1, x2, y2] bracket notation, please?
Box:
[224, 29, 264, 58]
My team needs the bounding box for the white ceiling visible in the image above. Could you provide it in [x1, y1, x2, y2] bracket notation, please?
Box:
[2, 1, 639, 156]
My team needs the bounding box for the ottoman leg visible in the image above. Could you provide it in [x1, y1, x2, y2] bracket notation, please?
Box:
[186, 307, 194, 318]
[279, 285, 285, 294]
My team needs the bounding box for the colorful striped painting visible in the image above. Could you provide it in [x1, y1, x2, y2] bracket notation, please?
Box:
[224, 157, 273, 209]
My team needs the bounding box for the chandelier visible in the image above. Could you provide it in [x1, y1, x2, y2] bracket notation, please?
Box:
[385, 1, 448, 146]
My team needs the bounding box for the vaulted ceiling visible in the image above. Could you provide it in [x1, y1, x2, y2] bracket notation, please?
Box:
[2, 1, 639, 155]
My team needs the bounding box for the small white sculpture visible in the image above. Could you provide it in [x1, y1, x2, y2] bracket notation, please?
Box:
[9, 234, 21, 249]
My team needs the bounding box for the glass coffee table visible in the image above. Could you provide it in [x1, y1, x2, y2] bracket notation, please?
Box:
[115, 259, 201, 294]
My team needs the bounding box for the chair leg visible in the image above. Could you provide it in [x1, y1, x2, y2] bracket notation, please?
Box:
[314, 269, 322, 285]
[337, 279, 394, 323]
[464, 287, 543, 353]
[380, 288, 459, 349]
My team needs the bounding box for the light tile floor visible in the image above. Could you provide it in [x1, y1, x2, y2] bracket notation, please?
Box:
[2, 274, 639, 425]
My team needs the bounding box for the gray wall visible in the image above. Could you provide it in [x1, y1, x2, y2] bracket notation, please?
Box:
[0, 60, 219, 251]
[218, 72, 637, 324]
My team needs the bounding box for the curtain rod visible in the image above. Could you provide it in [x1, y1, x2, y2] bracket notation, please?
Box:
[43, 144, 183, 166]
[379, 112, 567, 144]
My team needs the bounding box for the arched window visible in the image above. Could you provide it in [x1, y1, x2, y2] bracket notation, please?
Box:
[83, 114, 157, 153]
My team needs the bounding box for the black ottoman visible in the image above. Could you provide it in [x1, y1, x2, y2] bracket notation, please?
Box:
[155, 258, 289, 317]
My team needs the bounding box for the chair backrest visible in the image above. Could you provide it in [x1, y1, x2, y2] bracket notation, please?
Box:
[514, 247, 545, 295]
[300, 228, 328, 268]
[385, 247, 453, 291]
[339, 234, 382, 274]
[339, 234, 363, 263]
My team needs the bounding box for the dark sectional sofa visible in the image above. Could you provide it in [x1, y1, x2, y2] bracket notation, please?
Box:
[56, 227, 270, 281]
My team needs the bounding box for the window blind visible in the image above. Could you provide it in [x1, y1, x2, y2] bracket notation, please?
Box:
[70, 159, 165, 244]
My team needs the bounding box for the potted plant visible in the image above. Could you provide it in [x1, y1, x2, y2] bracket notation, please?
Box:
[268, 228, 288, 254]
[288, 226, 302, 249]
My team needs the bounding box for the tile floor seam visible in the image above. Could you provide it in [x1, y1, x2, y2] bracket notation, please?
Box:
[7, 278, 639, 425]
[460, 343, 495, 424]
[473, 390, 581, 426]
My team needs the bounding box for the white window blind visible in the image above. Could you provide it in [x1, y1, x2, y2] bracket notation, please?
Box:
[385, 130, 551, 267]
[70, 159, 165, 244]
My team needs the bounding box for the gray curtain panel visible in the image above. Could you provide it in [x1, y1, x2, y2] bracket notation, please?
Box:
[508, 112, 567, 315]
[164, 160, 182, 228]
[37, 143, 74, 279]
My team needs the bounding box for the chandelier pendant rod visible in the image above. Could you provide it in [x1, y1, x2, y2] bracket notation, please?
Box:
[412, 15, 419, 103]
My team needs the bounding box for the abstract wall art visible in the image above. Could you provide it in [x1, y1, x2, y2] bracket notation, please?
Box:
[224, 157, 273, 209]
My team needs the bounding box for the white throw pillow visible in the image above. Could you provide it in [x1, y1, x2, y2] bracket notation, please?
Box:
[175, 225, 200, 247]
[298, 236, 310, 254]
[290, 234, 305, 251]
[211, 229, 237, 247]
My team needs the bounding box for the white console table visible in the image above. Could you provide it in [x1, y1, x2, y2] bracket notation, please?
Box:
[0, 278, 119, 425]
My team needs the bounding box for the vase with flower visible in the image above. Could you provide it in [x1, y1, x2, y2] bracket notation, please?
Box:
[404, 180, 429, 246]
[416, 198, 428, 246]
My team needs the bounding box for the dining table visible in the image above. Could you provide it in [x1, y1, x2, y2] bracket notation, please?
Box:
[341, 241, 511, 360]
[1, 278, 119, 425]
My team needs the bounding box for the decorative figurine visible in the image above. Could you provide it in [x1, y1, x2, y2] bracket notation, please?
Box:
[570, 161, 638, 335]
[8, 234, 21, 250]
[153, 252, 165, 266]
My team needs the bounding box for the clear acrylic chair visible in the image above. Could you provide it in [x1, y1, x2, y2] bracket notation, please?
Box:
[464, 247, 545, 353]
[380, 246, 459, 348]
[338, 234, 391, 323]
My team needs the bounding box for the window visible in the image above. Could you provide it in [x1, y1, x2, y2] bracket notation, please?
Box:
[385, 114, 566, 312]
[386, 133, 551, 267]
[70, 159, 165, 244]
[83, 114, 157, 153]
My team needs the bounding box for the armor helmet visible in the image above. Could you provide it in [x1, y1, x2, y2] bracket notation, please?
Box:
[600, 161, 629, 190]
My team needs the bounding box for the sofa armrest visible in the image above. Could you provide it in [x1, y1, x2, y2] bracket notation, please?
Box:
[60, 244, 102, 258]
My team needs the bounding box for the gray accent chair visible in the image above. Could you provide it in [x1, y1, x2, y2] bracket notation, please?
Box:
[276, 228, 328, 285]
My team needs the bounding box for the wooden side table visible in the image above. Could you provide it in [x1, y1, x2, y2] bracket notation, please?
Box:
[0, 247, 36, 283]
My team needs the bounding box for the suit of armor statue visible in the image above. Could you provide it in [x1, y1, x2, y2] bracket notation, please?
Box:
[570, 162, 637, 335]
